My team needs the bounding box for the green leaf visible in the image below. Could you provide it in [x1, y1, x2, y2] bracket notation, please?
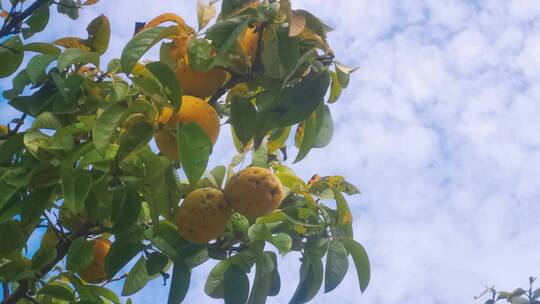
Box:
[32, 111, 63, 130]
[0, 220, 25, 254]
[221, 0, 253, 18]
[122, 257, 150, 296]
[324, 240, 349, 293]
[328, 71, 342, 103]
[116, 120, 155, 161]
[87, 14, 111, 54]
[0, 36, 24, 78]
[61, 169, 92, 212]
[341, 238, 370, 293]
[67, 237, 94, 273]
[294, 104, 324, 163]
[289, 254, 323, 304]
[27, 54, 57, 82]
[121, 25, 181, 74]
[146, 252, 169, 276]
[144, 221, 203, 260]
[31, 245, 57, 270]
[111, 188, 142, 233]
[146, 61, 182, 110]
[333, 189, 353, 237]
[335, 61, 358, 89]
[167, 260, 191, 304]
[57, 0, 79, 19]
[3, 69, 30, 99]
[24, 42, 62, 55]
[92, 101, 129, 154]
[259, 70, 331, 133]
[25, 4, 50, 34]
[206, 17, 249, 57]
[205, 260, 230, 299]
[230, 96, 259, 144]
[188, 38, 215, 72]
[251, 140, 268, 168]
[268, 252, 281, 296]
[313, 105, 334, 148]
[85, 285, 120, 304]
[270, 233, 292, 255]
[262, 25, 300, 79]
[177, 122, 213, 185]
[247, 252, 275, 304]
[105, 239, 142, 279]
[224, 265, 250, 304]
[38, 282, 76, 302]
[57, 48, 100, 72]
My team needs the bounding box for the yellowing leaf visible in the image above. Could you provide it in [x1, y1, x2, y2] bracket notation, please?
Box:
[143, 13, 194, 35]
[131, 63, 152, 78]
[197, 0, 217, 31]
[54, 37, 91, 52]
[289, 12, 306, 37]
[0, 10, 9, 18]
[82, 0, 100, 6]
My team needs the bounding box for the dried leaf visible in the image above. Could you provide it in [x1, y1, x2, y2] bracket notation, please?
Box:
[197, 0, 216, 31]
[289, 12, 306, 37]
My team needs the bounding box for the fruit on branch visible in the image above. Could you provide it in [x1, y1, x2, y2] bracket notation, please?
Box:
[175, 54, 227, 98]
[224, 167, 284, 219]
[155, 95, 220, 161]
[79, 237, 111, 284]
[175, 188, 231, 244]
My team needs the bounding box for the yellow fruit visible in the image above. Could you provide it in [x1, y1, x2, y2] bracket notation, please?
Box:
[79, 238, 111, 284]
[59, 209, 86, 232]
[155, 96, 220, 161]
[176, 54, 227, 98]
[175, 188, 231, 244]
[224, 167, 284, 219]
[0, 124, 8, 136]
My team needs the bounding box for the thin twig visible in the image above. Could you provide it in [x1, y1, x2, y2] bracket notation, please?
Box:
[207, 75, 242, 107]
[0, 0, 50, 39]
[3, 222, 94, 304]
[0, 113, 27, 140]
[100, 273, 128, 287]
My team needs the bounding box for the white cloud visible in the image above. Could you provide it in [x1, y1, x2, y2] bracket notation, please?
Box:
[2, 0, 540, 303]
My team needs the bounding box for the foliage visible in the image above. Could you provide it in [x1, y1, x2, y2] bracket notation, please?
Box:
[476, 277, 540, 304]
[0, 0, 368, 303]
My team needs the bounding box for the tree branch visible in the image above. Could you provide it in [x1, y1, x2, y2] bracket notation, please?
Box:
[2, 221, 94, 304]
[0, 0, 50, 39]
[207, 75, 242, 108]
[0, 113, 27, 140]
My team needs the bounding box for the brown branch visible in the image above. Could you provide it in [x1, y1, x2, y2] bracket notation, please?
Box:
[0, 0, 50, 39]
[207, 75, 242, 108]
[0, 113, 27, 140]
[100, 273, 128, 287]
[3, 222, 94, 304]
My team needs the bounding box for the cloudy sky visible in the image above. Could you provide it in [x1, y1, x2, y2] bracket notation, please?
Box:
[3, 0, 540, 303]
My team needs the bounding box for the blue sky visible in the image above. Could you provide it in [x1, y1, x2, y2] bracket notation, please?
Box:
[2, 0, 540, 303]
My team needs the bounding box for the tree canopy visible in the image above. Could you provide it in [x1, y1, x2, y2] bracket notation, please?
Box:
[0, 0, 369, 303]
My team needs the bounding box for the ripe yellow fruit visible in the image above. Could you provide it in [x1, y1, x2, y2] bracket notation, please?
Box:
[176, 54, 227, 99]
[79, 238, 111, 284]
[175, 188, 231, 244]
[224, 167, 284, 219]
[0, 124, 8, 136]
[155, 96, 220, 161]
